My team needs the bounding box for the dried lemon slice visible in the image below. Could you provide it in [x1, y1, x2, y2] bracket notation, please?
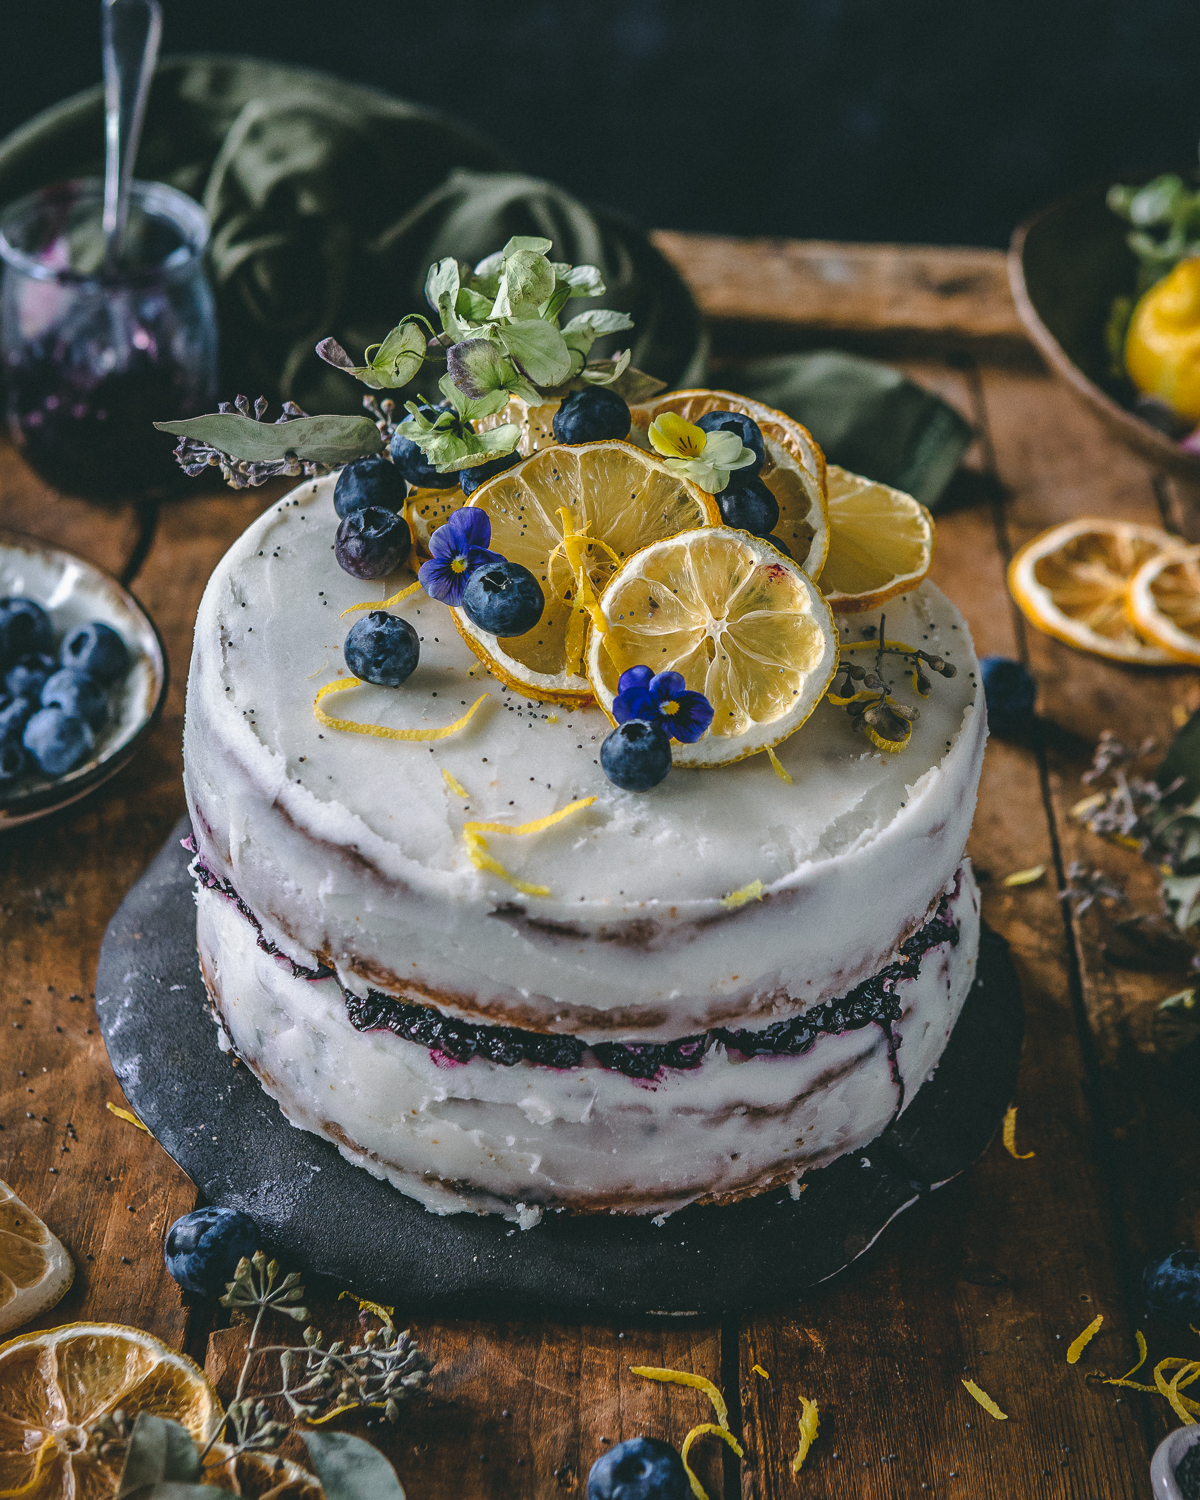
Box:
[203, 1445, 322, 1497]
[0, 1322, 221, 1499]
[1127, 543, 1200, 665]
[453, 442, 719, 704]
[1007, 517, 1177, 665]
[818, 466, 935, 612]
[629, 388, 829, 577]
[586, 527, 839, 767]
[0, 1182, 73, 1338]
[408, 396, 561, 557]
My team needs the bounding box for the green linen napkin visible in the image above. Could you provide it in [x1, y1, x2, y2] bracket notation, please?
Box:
[0, 54, 971, 507]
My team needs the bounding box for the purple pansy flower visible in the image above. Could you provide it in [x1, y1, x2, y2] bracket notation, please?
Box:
[418, 509, 503, 605]
[612, 666, 714, 744]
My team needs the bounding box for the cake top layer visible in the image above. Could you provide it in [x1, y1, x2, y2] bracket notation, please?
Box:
[192, 475, 981, 919]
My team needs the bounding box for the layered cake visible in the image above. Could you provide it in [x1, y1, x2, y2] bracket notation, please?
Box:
[183, 473, 984, 1222]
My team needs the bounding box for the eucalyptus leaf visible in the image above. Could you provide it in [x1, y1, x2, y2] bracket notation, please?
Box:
[498, 319, 572, 385]
[491, 249, 556, 320]
[302, 1431, 407, 1500]
[117, 1416, 201, 1499]
[154, 413, 381, 465]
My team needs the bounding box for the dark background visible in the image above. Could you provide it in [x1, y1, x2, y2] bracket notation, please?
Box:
[2, 0, 1199, 248]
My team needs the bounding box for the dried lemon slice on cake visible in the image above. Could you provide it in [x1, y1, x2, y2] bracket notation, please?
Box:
[408, 397, 561, 556]
[818, 466, 935, 612]
[454, 442, 719, 704]
[1127, 543, 1200, 664]
[586, 527, 839, 767]
[0, 1322, 220, 1499]
[0, 1182, 73, 1338]
[630, 389, 830, 577]
[1008, 518, 1177, 665]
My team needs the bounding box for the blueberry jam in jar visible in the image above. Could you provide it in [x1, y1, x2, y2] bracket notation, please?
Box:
[0, 178, 216, 501]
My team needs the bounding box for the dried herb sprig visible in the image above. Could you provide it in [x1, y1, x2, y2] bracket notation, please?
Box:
[170, 396, 336, 489]
[1059, 861, 1128, 915]
[828, 614, 957, 751]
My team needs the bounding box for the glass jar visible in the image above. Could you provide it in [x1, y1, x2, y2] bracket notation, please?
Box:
[0, 177, 217, 502]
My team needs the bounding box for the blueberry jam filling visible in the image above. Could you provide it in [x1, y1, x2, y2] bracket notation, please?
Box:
[191, 844, 960, 1080]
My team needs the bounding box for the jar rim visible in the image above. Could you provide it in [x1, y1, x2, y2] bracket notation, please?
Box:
[0, 177, 210, 286]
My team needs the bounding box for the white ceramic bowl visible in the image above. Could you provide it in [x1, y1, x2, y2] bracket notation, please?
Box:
[0, 529, 167, 828]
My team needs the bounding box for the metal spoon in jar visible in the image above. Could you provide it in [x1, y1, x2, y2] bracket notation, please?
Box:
[101, 0, 162, 266]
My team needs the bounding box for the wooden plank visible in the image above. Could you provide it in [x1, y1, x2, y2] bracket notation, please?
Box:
[740, 359, 1149, 1498]
[652, 233, 1031, 359]
[0, 440, 144, 580]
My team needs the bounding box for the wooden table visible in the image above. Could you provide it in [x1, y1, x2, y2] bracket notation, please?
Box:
[2, 234, 1194, 1500]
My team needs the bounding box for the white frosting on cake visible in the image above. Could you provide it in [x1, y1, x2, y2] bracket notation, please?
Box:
[198, 865, 979, 1218]
[183, 476, 986, 1040]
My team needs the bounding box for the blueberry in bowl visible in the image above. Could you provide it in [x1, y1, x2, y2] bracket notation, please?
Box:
[60, 620, 129, 681]
[5, 652, 56, 698]
[0, 597, 53, 659]
[23, 707, 95, 776]
[41, 668, 109, 731]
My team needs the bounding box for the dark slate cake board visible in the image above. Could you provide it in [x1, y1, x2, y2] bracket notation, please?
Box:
[96, 818, 1024, 1317]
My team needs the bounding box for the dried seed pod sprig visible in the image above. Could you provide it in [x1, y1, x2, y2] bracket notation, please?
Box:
[826, 614, 957, 753]
[1059, 861, 1128, 915]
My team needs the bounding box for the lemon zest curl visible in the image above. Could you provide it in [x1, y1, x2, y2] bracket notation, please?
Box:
[314, 678, 489, 741]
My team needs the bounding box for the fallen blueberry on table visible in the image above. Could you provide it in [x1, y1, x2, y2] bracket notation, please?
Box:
[587, 1436, 689, 1500]
[165, 1205, 260, 1296]
[335, 506, 412, 579]
[60, 620, 129, 681]
[601, 719, 674, 791]
[344, 611, 420, 686]
[334, 454, 408, 518]
[553, 386, 631, 445]
[1144, 1248, 1200, 1322]
[980, 655, 1037, 737]
[461, 558, 544, 636]
[23, 706, 95, 775]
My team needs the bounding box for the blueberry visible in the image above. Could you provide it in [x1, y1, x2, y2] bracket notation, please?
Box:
[716, 477, 779, 536]
[553, 387, 631, 445]
[767, 535, 792, 558]
[696, 410, 765, 479]
[600, 719, 673, 792]
[1144, 1249, 1200, 1322]
[980, 655, 1037, 738]
[0, 694, 35, 743]
[461, 559, 545, 637]
[0, 741, 27, 782]
[23, 707, 95, 776]
[60, 621, 129, 682]
[459, 449, 523, 497]
[334, 507, 412, 580]
[5, 653, 56, 699]
[0, 598, 52, 664]
[344, 611, 420, 686]
[390, 412, 460, 489]
[41, 668, 109, 731]
[333, 455, 408, 519]
[164, 1205, 260, 1297]
[587, 1437, 689, 1500]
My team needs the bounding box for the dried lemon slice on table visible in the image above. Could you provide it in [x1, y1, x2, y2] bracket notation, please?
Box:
[454, 442, 719, 703]
[0, 1322, 220, 1499]
[629, 388, 830, 576]
[1008, 518, 1178, 665]
[586, 527, 839, 767]
[0, 1182, 72, 1338]
[1127, 543, 1200, 665]
[818, 466, 935, 612]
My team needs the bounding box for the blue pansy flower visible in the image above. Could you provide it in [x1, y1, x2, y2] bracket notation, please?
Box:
[418, 509, 503, 605]
[612, 666, 714, 743]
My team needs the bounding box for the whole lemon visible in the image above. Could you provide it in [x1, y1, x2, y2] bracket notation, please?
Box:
[1125, 256, 1200, 422]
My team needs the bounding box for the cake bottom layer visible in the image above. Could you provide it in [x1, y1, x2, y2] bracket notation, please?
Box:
[196, 865, 980, 1221]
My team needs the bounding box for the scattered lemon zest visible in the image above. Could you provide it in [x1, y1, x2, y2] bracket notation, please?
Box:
[1104, 1330, 1149, 1383]
[866, 721, 911, 754]
[314, 679, 489, 742]
[1156, 1358, 1200, 1423]
[841, 637, 920, 655]
[680, 1423, 744, 1500]
[1072, 792, 1108, 818]
[791, 1397, 820, 1473]
[1004, 865, 1046, 887]
[305, 1400, 385, 1425]
[547, 713, 559, 723]
[721, 879, 765, 910]
[555, 506, 610, 635]
[442, 768, 469, 798]
[304, 658, 330, 680]
[106, 1102, 150, 1133]
[826, 687, 877, 706]
[630, 1367, 731, 1430]
[461, 796, 595, 900]
[766, 746, 793, 784]
[1067, 1314, 1104, 1364]
[1002, 1105, 1035, 1159]
[752, 1364, 770, 1380]
[337, 1290, 394, 1330]
[961, 1379, 1008, 1420]
[340, 579, 422, 618]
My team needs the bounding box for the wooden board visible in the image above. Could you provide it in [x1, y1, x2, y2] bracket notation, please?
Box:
[0, 239, 1186, 1497]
